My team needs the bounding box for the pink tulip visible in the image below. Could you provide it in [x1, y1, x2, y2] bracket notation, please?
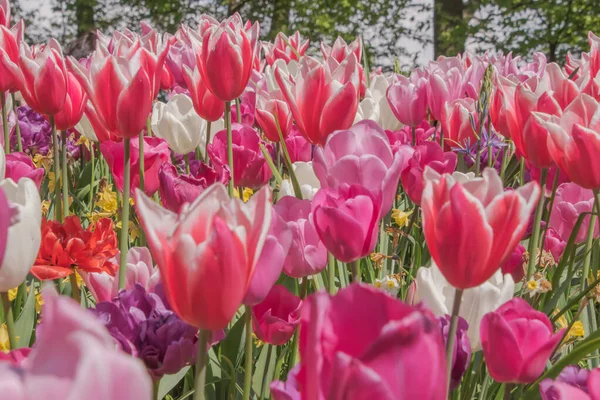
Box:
[271, 365, 301, 400]
[385, 120, 436, 151]
[208, 123, 273, 189]
[4, 152, 44, 190]
[0, 20, 23, 93]
[321, 36, 362, 64]
[0, 288, 152, 399]
[182, 65, 225, 122]
[540, 367, 600, 400]
[534, 94, 600, 190]
[422, 168, 540, 289]
[287, 283, 447, 399]
[158, 161, 230, 213]
[135, 183, 272, 330]
[244, 213, 293, 305]
[255, 89, 293, 142]
[52, 71, 87, 130]
[544, 227, 566, 262]
[285, 126, 312, 162]
[15, 39, 68, 116]
[312, 184, 381, 263]
[229, 89, 256, 126]
[427, 62, 465, 121]
[165, 32, 196, 88]
[275, 54, 360, 146]
[387, 72, 428, 127]
[401, 141, 457, 205]
[252, 284, 302, 346]
[500, 243, 526, 282]
[264, 31, 309, 66]
[441, 98, 478, 150]
[0, 348, 30, 366]
[195, 13, 258, 101]
[0, 0, 9, 28]
[527, 161, 570, 197]
[481, 297, 566, 383]
[100, 137, 171, 196]
[275, 196, 328, 278]
[81, 246, 160, 303]
[490, 75, 519, 140]
[313, 120, 406, 214]
[549, 182, 599, 243]
[68, 45, 153, 139]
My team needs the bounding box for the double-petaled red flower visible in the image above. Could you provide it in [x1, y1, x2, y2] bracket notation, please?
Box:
[31, 216, 118, 280]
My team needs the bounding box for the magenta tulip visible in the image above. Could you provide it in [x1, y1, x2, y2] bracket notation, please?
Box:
[252, 284, 302, 346]
[4, 152, 44, 190]
[549, 182, 599, 243]
[285, 126, 312, 163]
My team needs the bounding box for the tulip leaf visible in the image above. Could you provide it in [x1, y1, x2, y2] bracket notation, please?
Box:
[157, 366, 190, 399]
[14, 282, 36, 348]
[220, 314, 247, 368]
[252, 344, 276, 398]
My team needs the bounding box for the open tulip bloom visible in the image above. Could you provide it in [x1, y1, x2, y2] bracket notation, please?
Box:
[3, 8, 600, 400]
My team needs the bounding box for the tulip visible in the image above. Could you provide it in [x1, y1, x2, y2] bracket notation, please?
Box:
[387, 72, 428, 127]
[100, 137, 171, 196]
[534, 94, 600, 190]
[481, 297, 566, 383]
[354, 73, 402, 131]
[244, 213, 292, 305]
[151, 94, 206, 155]
[284, 126, 311, 163]
[252, 285, 302, 345]
[0, 0, 9, 28]
[255, 89, 293, 142]
[68, 46, 153, 139]
[15, 39, 68, 116]
[490, 75, 519, 140]
[2, 151, 44, 189]
[208, 123, 273, 190]
[76, 101, 117, 142]
[401, 141, 457, 206]
[274, 196, 328, 278]
[439, 315, 471, 390]
[195, 13, 259, 101]
[229, 89, 256, 126]
[279, 161, 320, 200]
[0, 178, 41, 291]
[416, 263, 515, 350]
[545, 227, 567, 262]
[0, 348, 30, 366]
[421, 168, 540, 289]
[500, 243, 526, 282]
[277, 283, 447, 399]
[0, 288, 152, 398]
[81, 246, 160, 303]
[53, 71, 87, 130]
[386, 120, 437, 152]
[312, 184, 381, 263]
[165, 34, 196, 88]
[158, 162, 230, 213]
[275, 54, 360, 146]
[135, 183, 272, 330]
[0, 20, 23, 93]
[182, 65, 225, 121]
[441, 98, 479, 150]
[263, 31, 309, 66]
[549, 182, 599, 243]
[540, 366, 596, 400]
[265, 58, 299, 92]
[313, 120, 406, 214]
[271, 365, 301, 400]
[427, 61, 465, 121]
[321, 36, 365, 97]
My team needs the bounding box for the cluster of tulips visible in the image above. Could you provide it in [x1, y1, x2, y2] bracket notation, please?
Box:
[1, 0, 600, 398]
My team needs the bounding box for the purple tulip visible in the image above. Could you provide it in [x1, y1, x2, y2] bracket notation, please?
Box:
[439, 315, 471, 390]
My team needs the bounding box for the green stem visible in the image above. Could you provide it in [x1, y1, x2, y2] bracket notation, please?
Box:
[445, 288, 464, 396]
[327, 252, 336, 295]
[540, 170, 561, 250]
[526, 168, 547, 280]
[61, 130, 69, 219]
[397, 206, 419, 266]
[242, 307, 253, 400]
[1, 95, 9, 154]
[193, 329, 210, 400]
[504, 383, 513, 400]
[582, 191, 599, 367]
[51, 116, 62, 222]
[260, 344, 273, 400]
[235, 98, 242, 124]
[185, 153, 191, 174]
[204, 121, 211, 165]
[259, 143, 283, 184]
[69, 272, 80, 304]
[500, 140, 510, 182]
[1, 292, 16, 349]
[139, 131, 145, 194]
[88, 142, 95, 210]
[118, 138, 131, 290]
[153, 380, 160, 400]
[11, 93, 21, 152]
[349, 259, 361, 282]
[225, 102, 234, 197]
[519, 157, 525, 185]
[146, 115, 152, 137]
[275, 114, 302, 199]
[13, 281, 26, 315]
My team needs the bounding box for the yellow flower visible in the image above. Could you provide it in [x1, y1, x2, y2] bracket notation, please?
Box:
[391, 208, 412, 227]
[96, 184, 119, 214]
[7, 287, 17, 302]
[116, 220, 139, 241]
[48, 171, 56, 193]
[76, 135, 89, 148]
[233, 188, 254, 202]
[41, 200, 51, 217]
[556, 314, 585, 342]
[252, 333, 265, 347]
[33, 153, 52, 170]
[35, 289, 43, 314]
[0, 324, 9, 352]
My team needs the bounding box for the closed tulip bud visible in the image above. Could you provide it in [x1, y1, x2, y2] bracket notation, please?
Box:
[490, 75, 519, 140]
[0, 0, 10, 28]
[165, 34, 196, 88]
[312, 184, 381, 263]
[252, 285, 301, 346]
[439, 315, 471, 390]
[151, 94, 206, 155]
[441, 98, 479, 149]
[427, 62, 465, 121]
[387, 72, 428, 127]
[53, 71, 87, 130]
[421, 168, 540, 289]
[263, 31, 309, 66]
[135, 183, 272, 330]
[255, 89, 292, 142]
[0, 20, 23, 93]
[182, 65, 224, 122]
[481, 298, 565, 383]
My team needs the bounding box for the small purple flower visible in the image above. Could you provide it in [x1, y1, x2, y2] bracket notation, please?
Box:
[439, 315, 471, 390]
[11, 106, 52, 156]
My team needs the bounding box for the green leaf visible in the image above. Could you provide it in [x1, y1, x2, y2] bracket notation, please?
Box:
[158, 366, 190, 399]
[220, 314, 246, 368]
[14, 283, 36, 348]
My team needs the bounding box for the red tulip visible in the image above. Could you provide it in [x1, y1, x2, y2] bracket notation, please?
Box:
[52, 72, 87, 131]
[252, 285, 301, 346]
[490, 75, 519, 140]
[275, 54, 360, 146]
[441, 98, 479, 150]
[255, 89, 292, 142]
[182, 65, 224, 121]
[135, 183, 273, 330]
[263, 31, 309, 66]
[16, 39, 68, 116]
[0, 0, 10, 28]
[481, 298, 565, 383]
[421, 168, 540, 289]
[0, 20, 23, 93]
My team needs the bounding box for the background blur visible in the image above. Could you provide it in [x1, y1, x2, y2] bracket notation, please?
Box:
[15, 0, 600, 69]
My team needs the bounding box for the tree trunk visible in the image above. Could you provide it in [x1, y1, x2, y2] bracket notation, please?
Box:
[75, 0, 97, 36]
[268, 0, 291, 39]
[434, 0, 467, 58]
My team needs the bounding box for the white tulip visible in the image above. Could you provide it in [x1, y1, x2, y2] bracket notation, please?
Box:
[416, 262, 514, 351]
[0, 178, 41, 291]
[354, 74, 401, 131]
[151, 94, 206, 155]
[265, 59, 299, 92]
[279, 161, 320, 200]
[74, 104, 98, 142]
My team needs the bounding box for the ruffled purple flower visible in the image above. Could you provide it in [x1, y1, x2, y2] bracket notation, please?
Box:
[439, 315, 471, 390]
[540, 365, 590, 400]
[11, 106, 52, 156]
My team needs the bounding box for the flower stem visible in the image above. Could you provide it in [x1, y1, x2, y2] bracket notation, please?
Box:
[11, 93, 21, 152]
[185, 153, 191, 174]
[260, 344, 273, 400]
[259, 143, 282, 184]
[118, 138, 131, 290]
[504, 383, 513, 400]
[242, 306, 253, 400]
[445, 288, 464, 395]
[193, 329, 210, 400]
[540, 170, 561, 250]
[328, 252, 336, 295]
[51, 116, 62, 222]
[61, 130, 69, 219]
[582, 191, 599, 368]
[349, 260, 361, 282]
[139, 131, 145, 194]
[1, 292, 17, 349]
[526, 167, 547, 280]
[146, 115, 152, 137]
[225, 101, 234, 197]
[204, 121, 211, 165]
[69, 273, 80, 304]
[1, 94, 9, 154]
[275, 114, 302, 199]
[235, 98, 242, 123]
[88, 142, 95, 210]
